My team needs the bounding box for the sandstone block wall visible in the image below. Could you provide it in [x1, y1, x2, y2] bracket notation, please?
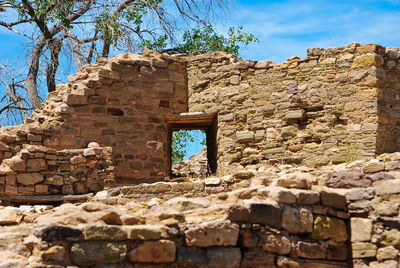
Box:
[187, 43, 400, 176]
[0, 144, 112, 196]
[0, 52, 189, 188]
[1, 43, 400, 188]
[37, 52, 188, 182]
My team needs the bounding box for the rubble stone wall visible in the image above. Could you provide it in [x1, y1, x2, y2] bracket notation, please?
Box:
[0, 52, 188, 186]
[0, 144, 113, 196]
[187, 43, 400, 175]
[2, 153, 400, 266]
[1, 43, 400, 188]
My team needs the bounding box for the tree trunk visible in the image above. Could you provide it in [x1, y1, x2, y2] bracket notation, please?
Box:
[67, 30, 82, 71]
[102, 34, 111, 58]
[26, 39, 46, 110]
[46, 39, 62, 92]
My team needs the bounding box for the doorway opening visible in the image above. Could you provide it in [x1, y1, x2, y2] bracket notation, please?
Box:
[166, 113, 217, 178]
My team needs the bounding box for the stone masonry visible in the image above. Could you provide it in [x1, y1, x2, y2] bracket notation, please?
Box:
[0, 43, 400, 267]
[187, 43, 400, 176]
[0, 43, 399, 187]
[0, 52, 188, 189]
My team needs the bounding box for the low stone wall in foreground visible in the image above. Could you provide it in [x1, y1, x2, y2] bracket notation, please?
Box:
[0, 144, 113, 196]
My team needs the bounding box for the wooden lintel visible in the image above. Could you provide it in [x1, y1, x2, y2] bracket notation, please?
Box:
[166, 113, 216, 129]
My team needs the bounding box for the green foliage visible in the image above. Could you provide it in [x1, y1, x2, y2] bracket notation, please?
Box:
[177, 24, 259, 56]
[141, 35, 167, 51]
[12, 0, 79, 27]
[172, 130, 206, 164]
[172, 130, 194, 164]
[96, 0, 164, 50]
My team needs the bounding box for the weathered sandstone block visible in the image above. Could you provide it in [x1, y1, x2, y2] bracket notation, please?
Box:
[185, 220, 239, 247]
[247, 200, 282, 228]
[377, 246, 399, 261]
[296, 241, 326, 259]
[352, 242, 377, 258]
[236, 131, 254, 143]
[311, 216, 348, 242]
[327, 170, 372, 188]
[176, 247, 208, 267]
[41, 246, 65, 262]
[241, 249, 274, 268]
[0, 208, 21, 225]
[124, 225, 164, 240]
[378, 229, 400, 246]
[206, 247, 241, 268]
[83, 225, 127, 240]
[71, 241, 127, 265]
[351, 218, 372, 242]
[282, 206, 313, 234]
[16, 173, 44, 186]
[128, 240, 176, 263]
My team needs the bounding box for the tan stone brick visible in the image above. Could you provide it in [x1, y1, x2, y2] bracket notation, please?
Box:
[128, 240, 176, 263]
[351, 218, 372, 242]
[352, 243, 377, 259]
[352, 54, 384, 69]
[35, 184, 48, 194]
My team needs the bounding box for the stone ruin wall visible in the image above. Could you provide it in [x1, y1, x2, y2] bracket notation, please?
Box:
[2, 154, 400, 267]
[0, 52, 188, 195]
[1, 43, 400, 194]
[187, 43, 400, 176]
[0, 43, 399, 267]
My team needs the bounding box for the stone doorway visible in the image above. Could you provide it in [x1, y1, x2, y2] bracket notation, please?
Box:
[166, 113, 217, 177]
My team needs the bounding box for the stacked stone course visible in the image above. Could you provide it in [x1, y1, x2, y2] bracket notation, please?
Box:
[0, 144, 112, 196]
[1, 153, 400, 266]
[187, 43, 400, 176]
[1, 43, 400, 266]
[0, 52, 189, 188]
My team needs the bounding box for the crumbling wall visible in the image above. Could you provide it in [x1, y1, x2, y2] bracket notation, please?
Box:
[187, 43, 400, 176]
[37, 52, 187, 182]
[0, 144, 112, 196]
[0, 52, 188, 189]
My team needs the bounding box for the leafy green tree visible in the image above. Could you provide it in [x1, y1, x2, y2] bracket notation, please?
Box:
[0, 0, 232, 109]
[177, 24, 258, 56]
[171, 130, 194, 164]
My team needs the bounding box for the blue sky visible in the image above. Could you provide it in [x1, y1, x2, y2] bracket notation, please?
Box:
[1, 1, 400, 63]
[1, 0, 400, 158]
[232, 0, 400, 62]
[185, 0, 400, 158]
